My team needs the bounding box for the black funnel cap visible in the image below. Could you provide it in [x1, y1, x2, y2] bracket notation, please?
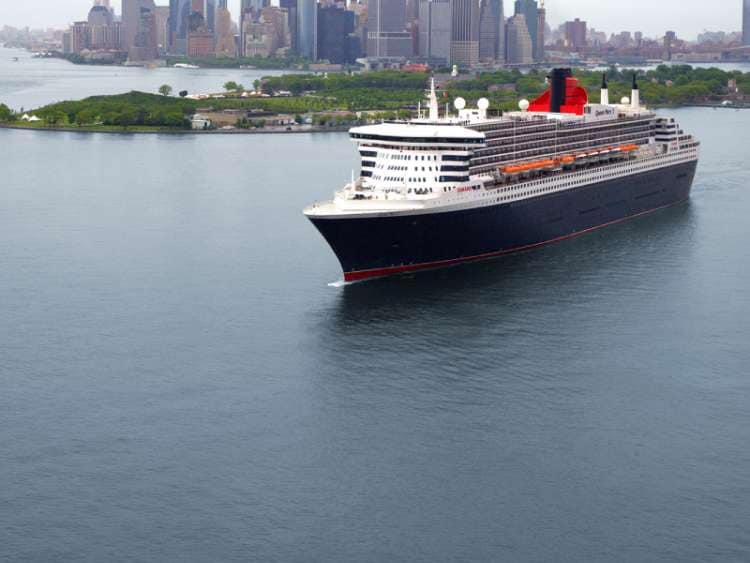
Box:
[550, 68, 573, 113]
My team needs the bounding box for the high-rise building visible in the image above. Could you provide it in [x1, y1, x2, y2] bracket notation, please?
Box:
[88, 4, 117, 50]
[744, 0, 750, 45]
[513, 0, 539, 60]
[317, 5, 358, 64]
[505, 13, 532, 64]
[418, 0, 451, 64]
[451, 0, 480, 68]
[536, 3, 545, 61]
[215, 1, 236, 56]
[297, 0, 318, 59]
[279, 0, 297, 52]
[564, 18, 586, 51]
[122, 0, 142, 52]
[663, 30, 676, 61]
[366, 0, 412, 57]
[130, 0, 158, 61]
[169, 0, 192, 54]
[154, 6, 170, 53]
[478, 0, 504, 62]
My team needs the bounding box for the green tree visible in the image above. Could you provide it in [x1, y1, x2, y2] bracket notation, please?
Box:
[224, 81, 245, 92]
[0, 103, 13, 122]
[75, 108, 96, 125]
[158, 84, 173, 97]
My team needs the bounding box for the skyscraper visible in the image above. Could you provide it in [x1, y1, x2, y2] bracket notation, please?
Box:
[169, 0, 193, 54]
[505, 13, 532, 64]
[297, 0, 317, 60]
[478, 0, 504, 62]
[366, 0, 411, 57]
[130, 0, 158, 61]
[744, 0, 750, 45]
[513, 0, 539, 60]
[451, 0, 480, 68]
[418, 0, 451, 64]
[215, 0, 236, 56]
[565, 18, 586, 51]
[317, 5, 358, 64]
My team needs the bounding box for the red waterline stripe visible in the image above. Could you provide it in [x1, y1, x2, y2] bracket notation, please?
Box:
[343, 200, 689, 282]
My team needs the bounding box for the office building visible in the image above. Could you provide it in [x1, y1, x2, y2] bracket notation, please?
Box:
[565, 18, 586, 51]
[130, 0, 158, 61]
[744, 0, 750, 45]
[279, 0, 297, 51]
[154, 6, 170, 53]
[243, 6, 291, 57]
[317, 5, 358, 64]
[536, 3, 545, 61]
[215, 0, 237, 56]
[297, 0, 318, 59]
[451, 0, 480, 68]
[169, 0, 193, 54]
[478, 0, 504, 62]
[505, 13, 532, 64]
[418, 0, 451, 64]
[513, 0, 539, 60]
[366, 0, 412, 57]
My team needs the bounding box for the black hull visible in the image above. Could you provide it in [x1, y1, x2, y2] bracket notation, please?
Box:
[309, 161, 698, 281]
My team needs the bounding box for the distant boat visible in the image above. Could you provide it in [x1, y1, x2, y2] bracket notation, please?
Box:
[173, 63, 199, 69]
[11, 57, 19, 62]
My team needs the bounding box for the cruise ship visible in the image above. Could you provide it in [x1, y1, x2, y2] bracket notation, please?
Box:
[304, 69, 700, 282]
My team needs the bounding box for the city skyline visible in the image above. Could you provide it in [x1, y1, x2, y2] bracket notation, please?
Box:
[0, 0, 744, 39]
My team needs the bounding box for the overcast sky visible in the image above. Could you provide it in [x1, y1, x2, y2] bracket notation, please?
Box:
[0, 0, 742, 39]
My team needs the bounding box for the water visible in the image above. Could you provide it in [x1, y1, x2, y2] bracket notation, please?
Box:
[0, 48, 291, 110]
[1, 89, 750, 561]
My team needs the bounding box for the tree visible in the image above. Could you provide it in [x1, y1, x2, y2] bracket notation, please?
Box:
[158, 84, 173, 97]
[224, 81, 244, 92]
[75, 108, 96, 125]
[0, 103, 12, 122]
[179, 90, 188, 98]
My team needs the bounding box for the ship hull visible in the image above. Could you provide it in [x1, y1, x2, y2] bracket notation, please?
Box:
[308, 161, 698, 282]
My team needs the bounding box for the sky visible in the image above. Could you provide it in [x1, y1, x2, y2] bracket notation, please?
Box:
[0, 0, 742, 40]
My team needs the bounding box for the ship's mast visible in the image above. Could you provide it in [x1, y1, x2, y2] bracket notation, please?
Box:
[428, 78, 439, 121]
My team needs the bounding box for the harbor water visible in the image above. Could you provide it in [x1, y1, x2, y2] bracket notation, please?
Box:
[1, 54, 750, 562]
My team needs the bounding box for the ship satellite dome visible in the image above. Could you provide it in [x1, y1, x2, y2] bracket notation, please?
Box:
[621, 96, 630, 105]
[477, 98, 490, 110]
[454, 97, 466, 110]
[519, 99, 530, 111]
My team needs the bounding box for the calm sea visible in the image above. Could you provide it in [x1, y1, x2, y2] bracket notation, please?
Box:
[1, 55, 750, 563]
[0, 48, 291, 110]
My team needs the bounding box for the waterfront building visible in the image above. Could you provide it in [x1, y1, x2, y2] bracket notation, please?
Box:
[87, 4, 123, 51]
[744, 0, 750, 45]
[513, 0, 539, 61]
[418, 0, 451, 65]
[129, 0, 159, 61]
[317, 5, 358, 64]
[478, 0, 505, 63]
[451, 0, 480, 68]
[505, 13, 533, 64]
[565, 18, 586, 51]
[122, 0, 143, 52]
[71, 21, 90, 54]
